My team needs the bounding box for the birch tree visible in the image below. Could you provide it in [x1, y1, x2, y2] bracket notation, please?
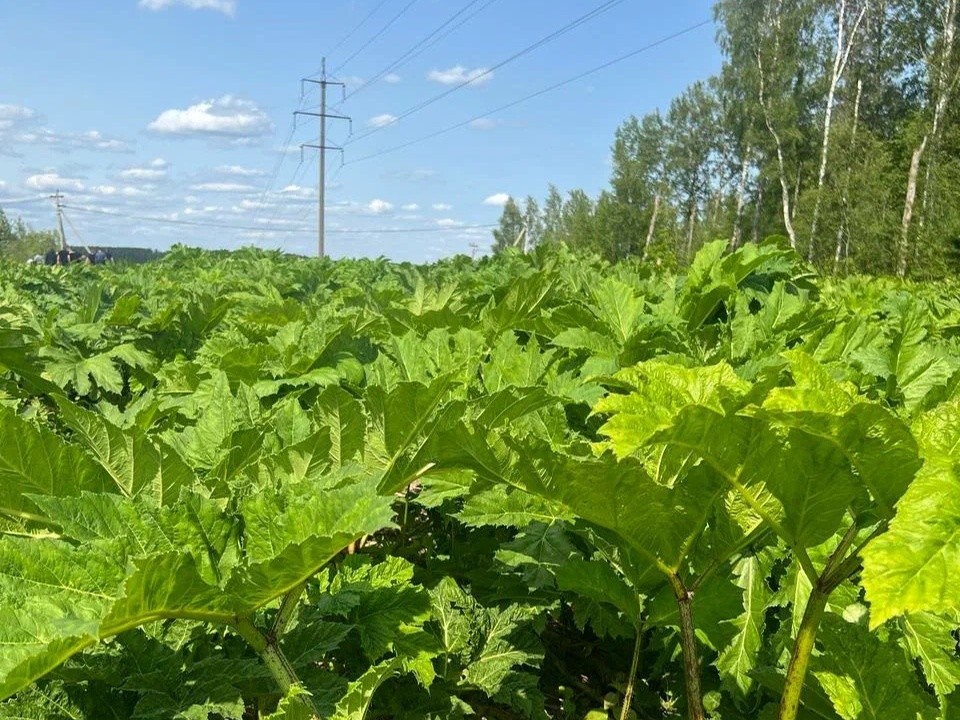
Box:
[897, 0, 959, 276]
[808, 0, 870, 262]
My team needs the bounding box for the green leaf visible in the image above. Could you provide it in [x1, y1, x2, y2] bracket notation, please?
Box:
[554, 558, 643, 622]
[367, 377, 455, 493]
[595, 361, 750, 458]
[715, 553, 772, 694]
[853, 297, 959, 412]
[0, 406, 113, 522]
[331, 658, 403, 720]
[55, 398, 190, 505]
[496, 522, 577, 589]
[461, 604, 542, 696]
[812, 617, 937, 720]
[901, 612, 960, 700]
[501, 443, 727, 587]
[588, 277, 646, 345]
[233, 470, 396, 609]
[862, 399, 960, 627]
[316, 386, 366, 469]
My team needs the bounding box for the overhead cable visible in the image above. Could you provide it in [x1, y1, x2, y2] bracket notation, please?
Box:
[346, 18, 713, 165]
[330, 0, 422, 77]
[62, 204, 494, 235]
[345, 0, 628, 146]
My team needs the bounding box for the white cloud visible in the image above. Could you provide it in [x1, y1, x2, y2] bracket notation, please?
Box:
[183, 205, 225, 216]
[427, 65, 492, 86]
[25, 173, 85, 192]
[401, 203, 419, 211]
[148, 95, 271, 139]
[0, 105, 131, 154]
[384, 73, 402, 84]
[138, 0, 236, 15]
[233, 198, 274, 211]
[80, 131, 128, 151]
[368, 113, 397, 129]
[432, 203, 452, 211]
[483, 193, 510, 207]
[0, 104, 37, 132]
[215, 164, 265, 177]
[436, 218, 462, 228]
[367, 199, 394, 214]
[89, 185, 147, 197]
[15, 128, 131, 153]
[121, 166, 167, 181]
[278, 184, 314, 199]
[469, 118, 499, 131]
[189, 182, 257, 193]
[150, 157, 168, 168]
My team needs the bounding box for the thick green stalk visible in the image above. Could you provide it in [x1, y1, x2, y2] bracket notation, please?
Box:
[669, 575, 705, 720]
[620, 619, 644, 720]
[272, 582, 306, 638]
[778, 584, 829, 720]
[235, 615, 321, 719]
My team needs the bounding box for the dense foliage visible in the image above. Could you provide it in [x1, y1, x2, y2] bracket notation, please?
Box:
[496, 0, 960, 278]
[0, 241, 958, 720]
[0, 208, 57, 262]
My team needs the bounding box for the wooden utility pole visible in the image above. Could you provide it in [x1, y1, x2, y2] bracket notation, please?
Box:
[50, 191, 67, 251]
[296, 59, 351, 258]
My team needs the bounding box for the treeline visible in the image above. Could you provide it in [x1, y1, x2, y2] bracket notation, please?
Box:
[0, 208, 58, 262]
[494, 0, 960, 277]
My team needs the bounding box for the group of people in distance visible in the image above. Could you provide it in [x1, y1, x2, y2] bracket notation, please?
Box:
[32, 248, 112, 266]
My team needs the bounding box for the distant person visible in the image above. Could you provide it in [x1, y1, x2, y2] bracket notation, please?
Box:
[55, 249, 70, 265]
[44, 249, 56, 266]
[93, 248, 107, 265]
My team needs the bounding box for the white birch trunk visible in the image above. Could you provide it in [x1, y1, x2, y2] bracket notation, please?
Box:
[834, 77, 863, 267]
[642, 192, 661, 260]
[899, 0, 957, 273]
[809, 0, 869, 263]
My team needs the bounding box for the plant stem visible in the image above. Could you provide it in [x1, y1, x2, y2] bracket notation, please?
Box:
[777, 584, 829, 720]
[235, 615, 321, 719]
[669, 575, 705, 720]
[272, 582, 306, 638]
[620, 619, 644, 720]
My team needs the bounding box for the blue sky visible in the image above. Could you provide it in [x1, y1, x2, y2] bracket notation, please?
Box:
[0, 0, 719, 261]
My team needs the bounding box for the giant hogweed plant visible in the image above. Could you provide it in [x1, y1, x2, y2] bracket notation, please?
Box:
[0, 240, 958, 719]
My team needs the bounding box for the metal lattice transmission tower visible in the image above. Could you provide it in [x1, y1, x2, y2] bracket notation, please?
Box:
[296, 59, 352, 258]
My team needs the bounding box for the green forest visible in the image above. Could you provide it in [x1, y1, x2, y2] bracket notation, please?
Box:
[493, 0, 960, 277]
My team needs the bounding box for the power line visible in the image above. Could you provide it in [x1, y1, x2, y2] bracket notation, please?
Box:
[62, 203, 494, 235]
[347, 18, 713, 166]
[0, 195, 48, 206]
[65, 204, 310, 233]
[330, 0, 423, 77]
[249, 82, 314, 228]
[345, 0, 628, 146]
[341, 0, 498, 103]
[322, 0, 394, 63]
[61, 210, 90, 251]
